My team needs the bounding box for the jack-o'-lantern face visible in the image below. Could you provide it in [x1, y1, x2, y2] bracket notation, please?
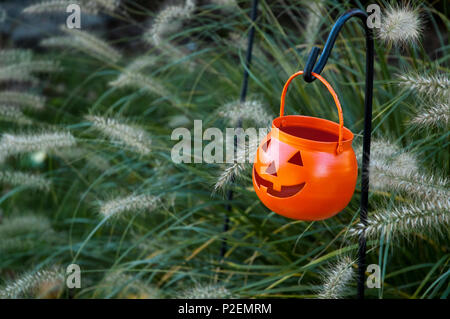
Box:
[253, 137, 306, 198]
[252, 128, 358, 221]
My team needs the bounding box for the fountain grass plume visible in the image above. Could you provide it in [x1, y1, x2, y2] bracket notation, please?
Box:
[0, 105, 32, 125]
[145, 1, 196, 47]
[219, 100, 272, 127]
[0, 170, 51, 191]
[0, 131, 76, 158]
[0, 49, 32, 65]
[410, 102, 450, 129]
[398, 72, 449, 98]
[0, 266, 64, 299]
[356, 139, 448, 202]
[41, 28, 122, 63]
[398, 72, 449, 129]
[378, 4, 423, 46]
[0, 91, 45, 110]
[368, 156, 448, 203]
[12, 60, 61, 74]
[214, 162, 246, 192]
[109, 71, 168, 98]
[86, 115, 152, 155]
[351, 199, 450, 241]
[317, 256, 355, 299]
[213, 136, 259, 192]
[0, 68, 38, 84]
[0, 60, 60, 84]
[99, 194, 160, 219]
[124, 56, 159, 72]
[179, 285, 231, 299]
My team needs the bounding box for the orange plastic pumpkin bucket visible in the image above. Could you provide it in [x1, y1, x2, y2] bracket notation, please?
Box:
[252, 71, 358, 221]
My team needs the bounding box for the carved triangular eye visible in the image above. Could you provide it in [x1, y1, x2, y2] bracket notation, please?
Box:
[261, 139, 271, 152]
[265, 161, 277, 176]
[288, 151, 303, 166]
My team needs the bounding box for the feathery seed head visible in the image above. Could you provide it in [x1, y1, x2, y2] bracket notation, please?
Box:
[0, 170, 51, 191]
[86, 116, 152, 155]
[0, 266, 64, 299]
[41, 28, 122, 63]
[109, 71, 168, 98]
[378, 4, 423, 46]
[0, 68, 38, 84]
[370, 162, 448, 202]
[219, 100, 272, 127]
[63, 28, 122, 62]
[0, 60, 60, 84]
[214, 162, 246, 192]
[350, 200, 450, 241]
[398, 73, 449, 98]
[362, 140, 448, 202]
[125, 56, 158, 72]
[410, 102, 450, 128]
[357, 139, 419, 177]
[0, 131, 76, 158]
[0, 49, 32, 65]
[0, 91, 45, 110]
[180, 285, 231, 299]
[16, 60, 61, 73]
[363, 139, 410, 162]
[99, 194, 159, 219]
[317, 256, 355, 299]
[0, 105, 33, 125]
[356, 139, 449, 208]
[146, 2, 195, 46]
[214, 136, 259, 192]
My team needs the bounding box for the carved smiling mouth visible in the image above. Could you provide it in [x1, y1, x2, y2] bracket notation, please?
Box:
[253, 167, 306, 198]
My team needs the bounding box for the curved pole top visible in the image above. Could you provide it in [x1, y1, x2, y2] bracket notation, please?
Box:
[303, 9, 371, 82]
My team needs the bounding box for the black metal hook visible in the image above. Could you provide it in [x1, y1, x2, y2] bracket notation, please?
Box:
[303, 8, 375, 299]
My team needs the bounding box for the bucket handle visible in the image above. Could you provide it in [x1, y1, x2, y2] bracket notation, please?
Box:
[280, 71, 344, 154]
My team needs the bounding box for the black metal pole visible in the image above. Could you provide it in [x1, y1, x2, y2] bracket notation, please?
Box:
[221, 0, 259, 258]
[303, 9, 374, 299]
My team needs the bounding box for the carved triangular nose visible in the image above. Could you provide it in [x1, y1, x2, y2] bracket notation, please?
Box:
[265, 161, 277, 176]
